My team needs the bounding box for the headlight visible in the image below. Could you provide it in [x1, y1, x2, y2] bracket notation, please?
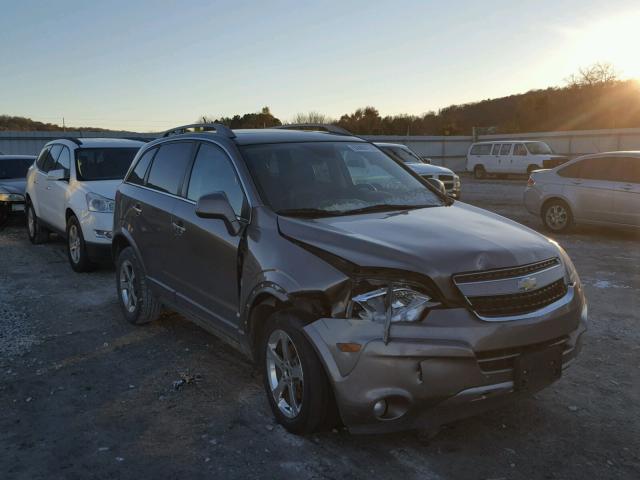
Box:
[0, 193, 24, 202]
[86, 192, 115, 213]
[348, 286, 434, 324]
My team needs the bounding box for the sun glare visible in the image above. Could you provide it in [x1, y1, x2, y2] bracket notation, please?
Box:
[565, 11, 640, 79]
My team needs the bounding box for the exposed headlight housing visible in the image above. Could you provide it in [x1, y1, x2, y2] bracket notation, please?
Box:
[0, 192, 25, 202]
[86, 192, 115, 213]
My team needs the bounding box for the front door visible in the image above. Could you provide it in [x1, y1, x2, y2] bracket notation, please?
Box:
[45, 145, 72, 231]
[170, 141, 248, 333]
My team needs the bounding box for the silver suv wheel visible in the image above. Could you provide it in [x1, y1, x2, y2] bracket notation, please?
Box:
[68, 224, 81, 264]
[266, 329, 304, 418]
[119, 259, 138, 313]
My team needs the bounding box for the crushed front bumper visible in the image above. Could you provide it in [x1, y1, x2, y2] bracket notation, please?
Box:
[304, 285, 587, 434]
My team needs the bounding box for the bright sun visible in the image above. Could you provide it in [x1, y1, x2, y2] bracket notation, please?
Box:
[565, 11, 640, 79]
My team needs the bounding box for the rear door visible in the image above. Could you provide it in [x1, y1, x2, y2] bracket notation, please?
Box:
[170, 141, 248, 333]
[512, 143, 529, 172]
[487, 143, 501, 173]
[609, 156, 640, 226]
[559, 157, 614, 223]
[129, 141, 196, 298]
[37, 144, 63, 225]
[28, 146, 50, 211]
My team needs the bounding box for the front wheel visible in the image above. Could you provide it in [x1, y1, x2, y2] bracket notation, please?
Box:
[542, 199, 573, 233]
[66, 215, 94, 272]
[26, 203, 49, 244]
[473, 165, 486, 179]
[261, 311, 337, 434]
[116, 246, 161, 325]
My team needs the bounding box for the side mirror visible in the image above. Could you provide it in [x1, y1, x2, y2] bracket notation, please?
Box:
[47, 169, 67, 181]
[425, 178, 446, 195]
[195, 192, 242, 236]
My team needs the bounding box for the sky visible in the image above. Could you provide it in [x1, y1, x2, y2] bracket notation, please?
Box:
[1, 0, 639, 132]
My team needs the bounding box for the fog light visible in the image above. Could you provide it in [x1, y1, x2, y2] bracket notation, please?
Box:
[373, 399, 388, 417]
[94, 229, 113, 239]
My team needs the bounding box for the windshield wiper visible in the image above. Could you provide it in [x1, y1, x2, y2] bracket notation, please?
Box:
[337, 203, 432, 215]
[276, 208, 338, 218]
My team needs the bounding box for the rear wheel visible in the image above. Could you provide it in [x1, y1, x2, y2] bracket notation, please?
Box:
[261, 310, 337, 434]
[542, 199, 573, 233]
[26, 203, 49, 244]
[66, 215, 94, 272]
[473, 165, 486, 179]
[116, 246, 161, 325]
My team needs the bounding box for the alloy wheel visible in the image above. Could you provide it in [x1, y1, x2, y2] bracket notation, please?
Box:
[27, 207, 35, 237]
[266, 329, 304, 418]
[546, 204, 568, 230]
[68, 224, 81, 264]
[119, 260, 138, 313]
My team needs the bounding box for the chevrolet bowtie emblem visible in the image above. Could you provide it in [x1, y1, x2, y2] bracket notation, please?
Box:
[518, 276, 538, 292]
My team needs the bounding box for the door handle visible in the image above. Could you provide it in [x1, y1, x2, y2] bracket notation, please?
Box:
[172, 221, 186, 235]
[132, 204, 142, 215]
[622, 184, 633, 190]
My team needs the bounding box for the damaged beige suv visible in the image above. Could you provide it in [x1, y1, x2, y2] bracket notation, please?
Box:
[112, 123, 587, 434]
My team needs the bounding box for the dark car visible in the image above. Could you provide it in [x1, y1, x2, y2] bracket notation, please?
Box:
[112, 123, 587, 435]
[0, 155, 36, 223]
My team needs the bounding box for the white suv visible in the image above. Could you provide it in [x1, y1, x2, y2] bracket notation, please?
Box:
[25, 138, 143, 271]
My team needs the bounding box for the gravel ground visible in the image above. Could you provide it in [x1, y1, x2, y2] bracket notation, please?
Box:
[1, 177, 639, 480]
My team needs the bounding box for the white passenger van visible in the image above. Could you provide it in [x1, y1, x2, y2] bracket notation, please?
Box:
[467, 141, 567, 178]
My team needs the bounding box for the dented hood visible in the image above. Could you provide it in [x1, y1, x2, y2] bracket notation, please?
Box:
[277, 202, 560, 300]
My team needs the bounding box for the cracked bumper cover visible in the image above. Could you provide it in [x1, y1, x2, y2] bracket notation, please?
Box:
[303, 285, 587, 434]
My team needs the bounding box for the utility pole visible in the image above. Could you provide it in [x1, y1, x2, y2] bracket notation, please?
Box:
[62, 117, 66, 132]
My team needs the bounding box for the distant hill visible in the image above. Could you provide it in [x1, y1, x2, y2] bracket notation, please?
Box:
[0, 115, 114, 132]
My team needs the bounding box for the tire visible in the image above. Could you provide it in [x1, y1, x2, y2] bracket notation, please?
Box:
[26, 202, 49, 244]
[473, 165, 486, 179]
[115, 246, 161, 325]
[261, 310, 338, 434]
[66, 215, 94, 272]
[527, 164, 541, 174]
[542, 199, 573, 233]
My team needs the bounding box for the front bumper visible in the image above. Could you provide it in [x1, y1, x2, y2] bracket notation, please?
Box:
[304, 284, 587, 434]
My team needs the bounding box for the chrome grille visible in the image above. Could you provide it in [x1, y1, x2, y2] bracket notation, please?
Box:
[453, 258, 568, 319]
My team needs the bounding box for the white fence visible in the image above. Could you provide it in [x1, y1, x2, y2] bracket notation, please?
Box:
[2, 127, 640, 172]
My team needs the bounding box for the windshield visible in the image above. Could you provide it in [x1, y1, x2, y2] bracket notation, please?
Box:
[381, 146, 424, 164]
[75, 148, 139, 181]
[0, 158, 33, 179]
[526, 142, 553, 155]
[241, 142, 443, 216]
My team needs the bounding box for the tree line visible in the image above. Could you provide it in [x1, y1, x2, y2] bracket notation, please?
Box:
[3, 64, 639, 135]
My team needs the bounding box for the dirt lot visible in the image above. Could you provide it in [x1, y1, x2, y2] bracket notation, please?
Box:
[1, 176, 639, 480]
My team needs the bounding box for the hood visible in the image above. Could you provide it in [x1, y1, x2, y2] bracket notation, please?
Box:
[0, 178, 26, 195]
[77, 179, 123, 199]
[278, 202, 560, 301]
[406, 163, 455, 176]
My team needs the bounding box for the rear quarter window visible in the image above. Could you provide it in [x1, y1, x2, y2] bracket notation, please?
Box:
[127, 148, 157, 186]
[146, 142, 194, 195]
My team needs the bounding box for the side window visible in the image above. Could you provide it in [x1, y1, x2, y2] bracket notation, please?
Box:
[55, 147, 71, 177]
[558, 161, 582, 178]
[476, 144, 492, 155]
[36, 146, 51, 170]
[608, 157, 640, 183]
[513, 144, 527, 156]
[42, 144, 63, 172]
[127, 148, 156, 186]
[491, 144, 501, 155]
[579, 157, 610, 181]
[187, 143, 246, 216]
[146, 142, 194, 195]
[500, 144, 512, 155]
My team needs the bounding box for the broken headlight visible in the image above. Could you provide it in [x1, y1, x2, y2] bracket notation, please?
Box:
[347, 285, 436, 324]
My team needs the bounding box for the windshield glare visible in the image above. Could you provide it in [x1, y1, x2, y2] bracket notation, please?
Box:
[525, 142, 553, 155]
[241, 142, 443, 216]
[0, 158, 33, 179]
[76, 148, 139, 181]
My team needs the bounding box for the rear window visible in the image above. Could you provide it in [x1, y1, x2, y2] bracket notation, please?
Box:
[145, 142, 194, 195]
[470, 144, 492, 155]
[76, 148, 139, 181]
[0, 157, 34, 179]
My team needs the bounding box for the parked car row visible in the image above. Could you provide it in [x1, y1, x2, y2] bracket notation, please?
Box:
[0, 155, 36, 224]
[8, 124, 587, 436]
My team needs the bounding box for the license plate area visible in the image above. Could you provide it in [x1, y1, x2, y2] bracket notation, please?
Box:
[514, 346, 562, 392]
[12, 204, 25, 212]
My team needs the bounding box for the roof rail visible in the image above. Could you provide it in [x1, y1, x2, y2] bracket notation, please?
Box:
[275, 123, 353, 136]
[162, 123, 236, 139]
[62, 137, 82, 145]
